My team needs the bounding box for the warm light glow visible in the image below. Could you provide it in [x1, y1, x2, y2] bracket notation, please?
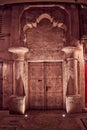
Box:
[25, 114, 28, 118]
[8, 47, 29, 54]
[62, 114, 66, 117]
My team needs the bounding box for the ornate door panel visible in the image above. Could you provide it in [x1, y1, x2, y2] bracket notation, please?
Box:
[45, 62, 63, 109]
[29, 62, 44, 109]
[29, 62, 63, 109]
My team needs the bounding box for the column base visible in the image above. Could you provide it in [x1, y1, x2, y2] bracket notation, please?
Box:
[66, 95, 82, 114]
[9, 95, 25, 114]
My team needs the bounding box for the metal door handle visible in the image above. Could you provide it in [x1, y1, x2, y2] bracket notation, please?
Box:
[46, 86, 48, 91]
[38, 79, 42, 82]
[46, 86, 51, 91]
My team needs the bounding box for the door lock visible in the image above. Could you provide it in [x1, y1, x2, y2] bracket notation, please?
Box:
[38, 79, 42, 82]
[46, 86, 48, 91]
[46, 86, 51, 91]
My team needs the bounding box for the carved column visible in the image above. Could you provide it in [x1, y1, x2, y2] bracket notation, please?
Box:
[14, 56, 25, 96]
[8, 47, 28, 114]
[62, 45, 84, 113]
[62, 47, 79, 95]
[67, 58, 78, 95]
[8, 47, 28, 96]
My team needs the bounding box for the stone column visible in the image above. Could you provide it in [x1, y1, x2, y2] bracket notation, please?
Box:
[8, 47, 28, 114]
[73, 44, 85, 108]
[62, 47, 79, 95]
[67, 58, 78, 95]
[8, 47, 28, 96]
[62, 46, 84, 113]
[14, 56, 25, 96]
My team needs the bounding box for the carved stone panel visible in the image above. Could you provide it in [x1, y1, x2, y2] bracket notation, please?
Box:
[20, 6, 68, 60]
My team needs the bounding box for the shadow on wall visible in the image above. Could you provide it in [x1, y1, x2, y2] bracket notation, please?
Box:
[67, 76, 74, 95]
[16, 76, 25, 96]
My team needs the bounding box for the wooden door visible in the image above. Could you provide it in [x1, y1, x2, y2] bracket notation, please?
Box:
[29, 62, 45, 109]
[29, 62, 63, 109]
[45, 62, 63, 109]
[0, 62, 3, 109]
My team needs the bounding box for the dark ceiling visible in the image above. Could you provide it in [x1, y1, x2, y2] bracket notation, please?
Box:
[0, 0, 87, 5]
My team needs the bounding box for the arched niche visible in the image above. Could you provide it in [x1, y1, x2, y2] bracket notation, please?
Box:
[20, 5, 71, 31]
[20, 5, 71, 42]
[23, 13, 67, 46]
[23, 13, 67, 32]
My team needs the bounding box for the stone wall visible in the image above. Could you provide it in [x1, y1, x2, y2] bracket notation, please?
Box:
[3, 61, 13, 109]
[0, 2, 86, 111]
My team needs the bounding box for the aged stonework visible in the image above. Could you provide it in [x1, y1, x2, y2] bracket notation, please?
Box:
[0, 1, 87, 114]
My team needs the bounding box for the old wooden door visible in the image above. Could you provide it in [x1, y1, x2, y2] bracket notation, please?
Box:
[28, 62, 63, 109]
[45, 62, 63, 109]
[29, 62, 45, 109]
[0, 62, 3, 109]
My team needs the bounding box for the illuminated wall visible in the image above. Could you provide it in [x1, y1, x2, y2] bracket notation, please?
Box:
[0, 2, 86, 111]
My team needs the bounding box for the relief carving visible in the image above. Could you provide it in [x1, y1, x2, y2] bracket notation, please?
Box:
[20, 6, 69, 60]
[23, 13, 67, 50]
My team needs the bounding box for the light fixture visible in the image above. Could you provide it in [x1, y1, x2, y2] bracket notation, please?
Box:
[81, 4, 87, 9]
[62, 114, 66, 117]
[24, 114, 28, 118]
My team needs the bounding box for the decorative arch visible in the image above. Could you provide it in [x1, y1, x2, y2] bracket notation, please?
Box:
[19, 5, 71, 35]
[23, 13, 67, 44]
[36, 13, 53, 23]
[23, 13, 67, 32]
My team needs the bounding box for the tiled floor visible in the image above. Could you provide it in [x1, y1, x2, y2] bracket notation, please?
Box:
[0, 110, 87, 130]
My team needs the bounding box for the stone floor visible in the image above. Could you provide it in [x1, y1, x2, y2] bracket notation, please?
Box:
[0, 110, 87, 130]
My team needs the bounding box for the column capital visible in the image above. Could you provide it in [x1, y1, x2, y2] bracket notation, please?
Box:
[8, 47, 29, 60]
[62, 46, 82, 59]
[81, 35, 87, 44]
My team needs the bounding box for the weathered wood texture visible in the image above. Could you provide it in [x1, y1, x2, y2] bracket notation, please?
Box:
[28, 62, 63, 109]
